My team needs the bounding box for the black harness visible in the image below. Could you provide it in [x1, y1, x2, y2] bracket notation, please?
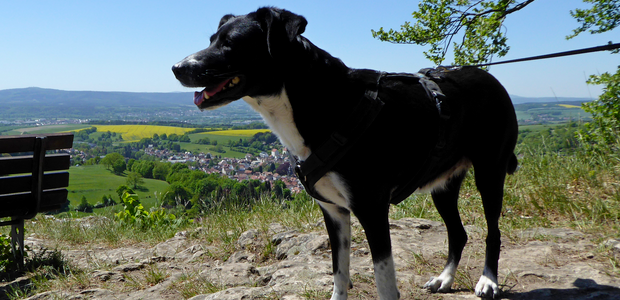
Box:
[289, 67, 453, 204]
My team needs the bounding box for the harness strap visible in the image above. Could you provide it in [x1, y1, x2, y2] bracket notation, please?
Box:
[291, 67, 452, 203]
[290, 71, 385, 202]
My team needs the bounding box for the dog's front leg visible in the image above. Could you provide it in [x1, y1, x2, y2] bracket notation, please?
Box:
[355, 204, 400, 300]
[319, 202, 352, 300]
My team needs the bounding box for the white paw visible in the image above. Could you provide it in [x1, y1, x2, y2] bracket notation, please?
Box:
[423, 274, 454, 293]
[474, 274, 500, 299]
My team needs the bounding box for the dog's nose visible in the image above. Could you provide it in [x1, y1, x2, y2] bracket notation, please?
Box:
[172, 63, 182, 75]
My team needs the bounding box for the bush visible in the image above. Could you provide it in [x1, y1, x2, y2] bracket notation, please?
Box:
[75, 196, 93, 212]
[115, 192, 191, 230]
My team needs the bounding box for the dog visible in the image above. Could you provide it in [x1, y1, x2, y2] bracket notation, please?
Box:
[172, 7, 518, 299]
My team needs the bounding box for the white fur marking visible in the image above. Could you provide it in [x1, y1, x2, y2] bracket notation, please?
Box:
[319, 202, 352, 300]
[415, 158, 471, 194]
[424, 263, 456, 293]
[475, 266, 500, 298]
[244, 88, 351, 209]
[243, 88, 310, 160]
[314, 172, 351, 210]
[374, 256, 400, 300]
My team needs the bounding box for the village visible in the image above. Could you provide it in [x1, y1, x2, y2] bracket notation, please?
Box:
[142, 145, 305, 194]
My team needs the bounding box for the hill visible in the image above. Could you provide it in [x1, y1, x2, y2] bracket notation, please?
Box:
[510, 95, 592, 104]
[0, 87, 260, 124]
[1, 88, 592, 122]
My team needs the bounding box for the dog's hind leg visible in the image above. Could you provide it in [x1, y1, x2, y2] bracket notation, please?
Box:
[319, 202, 353, 300]
[473, 164, 507, 299]
[354, 202, 400, 300]
[424, 172, 468, 293]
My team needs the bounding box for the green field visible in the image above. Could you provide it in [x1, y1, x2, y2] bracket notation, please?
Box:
[514, 102, 590, 123]
[3, 124, 271, 158]
[181, 130, 271, 158]
[1, 124, 93, 136]
[67, 164, 169, 212]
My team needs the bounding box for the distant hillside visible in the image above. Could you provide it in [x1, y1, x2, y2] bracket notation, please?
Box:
[0, 87, 592, 123]
[0, 87, 259, 124]
[0, 87, 196, 108]
[510, 95, 593, 104]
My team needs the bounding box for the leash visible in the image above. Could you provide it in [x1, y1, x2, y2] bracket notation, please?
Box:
[464, 42, 620, 68]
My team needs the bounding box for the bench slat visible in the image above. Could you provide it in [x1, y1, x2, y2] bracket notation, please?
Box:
[0, 153, 71, 176]
[0, 133, 74, 153]
[0, 189, 68, 218]
[0, 172, 70, 195]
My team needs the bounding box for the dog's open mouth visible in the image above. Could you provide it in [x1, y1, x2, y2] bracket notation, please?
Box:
[194, 76, 242, 106]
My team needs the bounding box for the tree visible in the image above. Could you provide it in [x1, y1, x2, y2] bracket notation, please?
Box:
[162, 182, 192, 208]
[76, 196, 93, 212]
[101, 152, 124, 171]
[127, 158, 136, 171]
[374, 0, 619, 151]
[372, 0, 536, 66]
[371, 0, 617, 65]
[153, 162, 172, 180]
[112, 159, 126, 175]
[126, 171, 145, 189]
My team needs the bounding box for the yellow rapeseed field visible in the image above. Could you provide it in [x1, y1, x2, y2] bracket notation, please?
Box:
[204, 129, 271, 137]
[86, 125, 194, 142]
[73, 125, 271, 142]
[557, 104, 582, 109]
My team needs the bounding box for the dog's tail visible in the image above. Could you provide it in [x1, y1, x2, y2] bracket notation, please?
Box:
[507, 154, 519, 175]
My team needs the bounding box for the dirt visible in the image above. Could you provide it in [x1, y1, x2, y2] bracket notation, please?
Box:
[2, 217, 619, 300]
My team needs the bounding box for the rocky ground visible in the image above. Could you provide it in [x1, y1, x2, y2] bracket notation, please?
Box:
[3, 217, 620, 300]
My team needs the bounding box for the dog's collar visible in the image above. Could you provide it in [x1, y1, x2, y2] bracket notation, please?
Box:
[289, 71, 385, 203]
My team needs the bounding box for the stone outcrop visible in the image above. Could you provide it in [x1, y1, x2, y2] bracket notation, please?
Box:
[5, 218, 620, 300]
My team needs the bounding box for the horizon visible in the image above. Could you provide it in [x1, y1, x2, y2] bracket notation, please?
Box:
[0, 86, 592, 101]
[0, 1, 617, 99]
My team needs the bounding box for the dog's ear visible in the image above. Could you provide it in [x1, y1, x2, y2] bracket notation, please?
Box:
[255, 7, 308, 57]
[218, 14, 235, 29]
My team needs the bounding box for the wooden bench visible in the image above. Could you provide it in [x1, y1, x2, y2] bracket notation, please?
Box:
[0, 132, 74, 267]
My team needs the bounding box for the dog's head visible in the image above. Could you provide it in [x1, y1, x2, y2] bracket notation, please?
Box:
[172, 7, 307, 110]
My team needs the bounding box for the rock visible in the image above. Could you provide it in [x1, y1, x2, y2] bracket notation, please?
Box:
[518, 227, 585, 239]
[274, 233, 329, 260]
[603, 239, 620, 254]
[78, 288, 115, 298]
[19, 220, 620, 300]
[228, 250, 256, 263]
[113, 262, 145, 272]
[92, 270, 124, 282]
[271, 230, 299, 245]
[199, 263, 260, 287]
[150, 235, 186, 259]
[268, 222, 287, 235]
[236, 229, 260, 250]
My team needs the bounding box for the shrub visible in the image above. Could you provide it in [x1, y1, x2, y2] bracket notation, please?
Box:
[115, 192, 191, 231]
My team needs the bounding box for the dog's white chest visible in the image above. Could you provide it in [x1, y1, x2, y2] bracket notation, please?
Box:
[243, 88, 310, 160]
[243, 89, 351, 210]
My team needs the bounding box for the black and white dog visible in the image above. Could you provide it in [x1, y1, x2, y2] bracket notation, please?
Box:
[173, 7, 518, 300]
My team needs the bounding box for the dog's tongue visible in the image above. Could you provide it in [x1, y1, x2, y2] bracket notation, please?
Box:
[193, 78, 232, 106]
[193, 91, 204, 106]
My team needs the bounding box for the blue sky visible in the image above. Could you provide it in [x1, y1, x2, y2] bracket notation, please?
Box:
[0, 0, 617, 98]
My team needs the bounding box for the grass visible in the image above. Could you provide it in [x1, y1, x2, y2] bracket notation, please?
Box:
[204, 129, 271, 137]
[171, 271, 223, 299]
[66, 164, 169, 212]
[2, 124, 93, 136]
[3, 142, 619, 298]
